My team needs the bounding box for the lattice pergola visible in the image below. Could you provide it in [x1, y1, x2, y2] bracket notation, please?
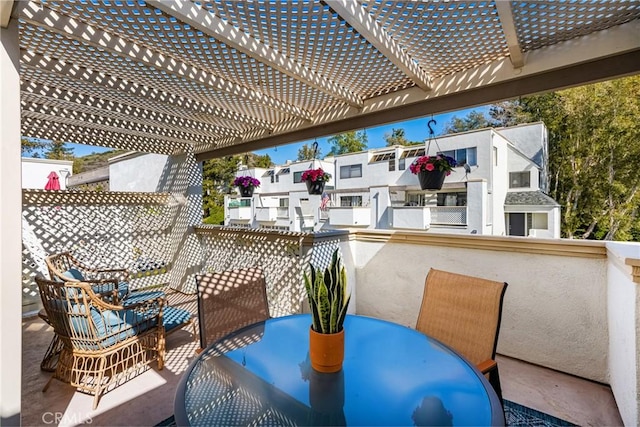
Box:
[10, 0, 640, 160]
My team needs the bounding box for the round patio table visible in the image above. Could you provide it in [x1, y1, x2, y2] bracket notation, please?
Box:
[175, 314, 504, 426]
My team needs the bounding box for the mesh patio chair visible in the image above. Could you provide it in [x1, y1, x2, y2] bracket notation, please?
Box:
[196, 267, 270, 350]
[416, 268, 508, 404]
[35, 275, 166, 409]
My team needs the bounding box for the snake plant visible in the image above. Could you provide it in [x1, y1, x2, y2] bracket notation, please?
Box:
[304, 249, 351, 334]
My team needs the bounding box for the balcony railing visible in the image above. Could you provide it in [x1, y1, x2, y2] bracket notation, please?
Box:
[228, 205, 252, 221]
[391, 206, 431, 230]
[255, 206, 278, 222]
[430, 206, 467, 225]
[329, 206, 371, 227]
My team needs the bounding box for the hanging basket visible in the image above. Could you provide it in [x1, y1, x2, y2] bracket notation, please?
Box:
[306, 180, 326, 195]
[238, 186, 254, 197]
[418, 170, 446, 191]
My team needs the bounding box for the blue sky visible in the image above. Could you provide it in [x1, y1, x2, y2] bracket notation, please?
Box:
[44, 106, 488, 161]
[256, 106, 488, 164]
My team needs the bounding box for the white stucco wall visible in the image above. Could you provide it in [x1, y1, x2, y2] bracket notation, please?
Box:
[109, 152, 170, 192]
[21, 158, 73, 190]
[490, 133, 509, 235]
[1, 17, 22, 425]
[606, 242, 640, 427]
[353, 236, 609, 383]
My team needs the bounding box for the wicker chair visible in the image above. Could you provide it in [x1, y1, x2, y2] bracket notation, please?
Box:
[42, 252, 197, 371]
[196, 267, 270, 350]
[416, 268, 508, 404]
[35, 275, 166, 409]
[45, 252, 138, 304]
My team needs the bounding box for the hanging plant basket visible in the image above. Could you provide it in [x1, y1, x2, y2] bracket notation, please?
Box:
[238, 186, 254, 197]
[306, 180, 326, 195]
[417, 170, 446, 191]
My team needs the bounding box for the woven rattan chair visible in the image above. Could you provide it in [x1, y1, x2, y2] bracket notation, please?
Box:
[45, 252, 135, 304]
[416, 268, 508, 404]
[35, 275, 166, 409]
[196, 267, 270, 350]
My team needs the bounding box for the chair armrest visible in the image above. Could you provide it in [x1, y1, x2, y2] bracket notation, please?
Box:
[477, 359, 497, 374]
[85, 283, 165, 312]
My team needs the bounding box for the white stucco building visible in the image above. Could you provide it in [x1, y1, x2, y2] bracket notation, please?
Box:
[21, 157, 73, 190]
[226, 123, 561, 238]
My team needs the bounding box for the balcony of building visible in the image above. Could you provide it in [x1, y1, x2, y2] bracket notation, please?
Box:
[328, 206, 371, 227]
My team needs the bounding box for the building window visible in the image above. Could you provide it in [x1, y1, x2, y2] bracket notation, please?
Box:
[437, 192, 467, 207]
[340, 164, 362, 179]
[279, 198, 289, 208]
[406, 193, 426, 206]
[340, 196, 363, 207]
[400, 148, 425, 159]
[441, 147, 477, 166]
[509, 171, 531, 188]
[371, 152, 395, 162]
[293, 171, 304, 183]
[493, 147, 498, 166]
[388, 159, 395, 171]
[399, 158, 406, 170]
[277, 167, 290, 175]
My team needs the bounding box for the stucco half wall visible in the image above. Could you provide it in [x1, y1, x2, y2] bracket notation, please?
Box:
[351, 231, 609, 384]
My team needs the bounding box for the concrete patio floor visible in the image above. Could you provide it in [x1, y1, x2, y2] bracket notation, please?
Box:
[21, 290, 623, 427]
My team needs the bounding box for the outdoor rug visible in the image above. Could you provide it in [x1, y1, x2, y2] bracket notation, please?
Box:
[156, 400, 578, 426]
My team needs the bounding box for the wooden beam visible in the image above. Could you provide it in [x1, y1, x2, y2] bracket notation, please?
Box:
[495, 1, 525, 68]
[325, 0, 432, 90]
[147, 0, 364, 109]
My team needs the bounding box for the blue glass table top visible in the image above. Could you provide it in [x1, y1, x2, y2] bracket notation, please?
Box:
[175, 314, 504, 426]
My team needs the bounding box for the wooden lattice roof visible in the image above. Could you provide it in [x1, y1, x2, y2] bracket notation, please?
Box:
[13, 0, 640, 159]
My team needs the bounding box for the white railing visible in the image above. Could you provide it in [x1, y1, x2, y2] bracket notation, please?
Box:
[277, 207, 289, 218]
[255, 206, 278, 222]
[328, 207, 371, 227]
[228, 206, 252, 221]
[430, 206, 467, 225]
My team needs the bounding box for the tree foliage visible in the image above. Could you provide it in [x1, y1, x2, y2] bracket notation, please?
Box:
[44, 140, 74, 160]
[383, 128, 418, 146]
[443, 110, 490, 134]
[328, 131, 368, 155]
[297, 143, 322, 161]
[446, 76, 640, 241]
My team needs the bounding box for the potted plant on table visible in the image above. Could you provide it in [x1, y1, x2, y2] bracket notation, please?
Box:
[301, 168, 331, 195]
[304, 249, 351, 373]
[233, 176, 260, 197]
[409, 154, 457, 190]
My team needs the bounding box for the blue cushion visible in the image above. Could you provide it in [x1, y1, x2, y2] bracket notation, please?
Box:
[122, 290, 165, 306]
[163, 306, 192, 333]
[62, 268, 85, 281]
[92, 281, 130, 301]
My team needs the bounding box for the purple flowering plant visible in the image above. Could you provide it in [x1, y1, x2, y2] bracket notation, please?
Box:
[233, 176, 261, 188]
[409, 154, 457, 176]
[301, 168, 331, 183]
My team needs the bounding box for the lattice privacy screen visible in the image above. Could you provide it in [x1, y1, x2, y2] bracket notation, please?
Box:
[22, 190, 177, 314]
[196, 226, 346, 318]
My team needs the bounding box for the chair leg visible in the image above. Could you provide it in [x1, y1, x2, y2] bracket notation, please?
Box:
[488, 365, 504, 406]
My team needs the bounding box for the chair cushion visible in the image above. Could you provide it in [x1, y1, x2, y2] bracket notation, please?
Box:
[62, 268, 85, 281]
[164, 306, 192, 333]
[92, 281, 131, 301]
[122, 290, 166, 306]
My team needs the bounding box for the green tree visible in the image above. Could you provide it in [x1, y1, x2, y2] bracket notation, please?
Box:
[443, 110, 489, 134]
[328, 131, 368, 156]
[384, 128, 414, 146]
[44, 140, 74, 160]
[21, 137, 46, 156]
[297, 143, 322, 161]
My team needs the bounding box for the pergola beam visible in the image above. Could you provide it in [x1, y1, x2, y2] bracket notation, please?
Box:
[21, 116, 193, 155]
[197, 48, 640, 160]
[20, 51, 265, 131]
[495, 1, 525, 68]
[325, 0, 432, 91]
[147, 0, 364, 109]
[18, 2, 312, 121]
[21, 83, 238, 139]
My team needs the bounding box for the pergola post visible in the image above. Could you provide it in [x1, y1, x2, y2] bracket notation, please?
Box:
[0, 15, 22, 426]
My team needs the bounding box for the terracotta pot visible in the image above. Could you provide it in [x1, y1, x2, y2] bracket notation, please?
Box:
[309, 327, 344, 373]
[305, 180, 325, 195]
[238, 186, 254, 197]
[417, 170, 446, 190]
